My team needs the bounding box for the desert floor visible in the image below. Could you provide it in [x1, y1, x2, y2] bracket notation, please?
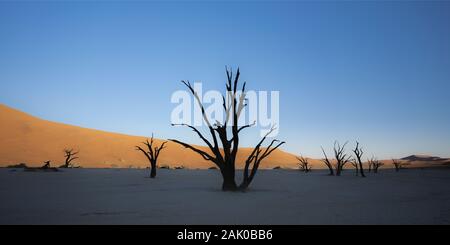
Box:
[1, 168, 449, 224]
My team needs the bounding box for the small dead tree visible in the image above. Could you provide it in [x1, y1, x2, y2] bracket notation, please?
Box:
[333, 141, 351, 176]
[169, 67, 285, 191]
[42, 160, 51, 169]
[392, 159, 403, 172]
[374, 160, 384, 173]
[61, 149, 79, 168]
[352, 141, 366, 177]
[296, 155, 311, 173]
[368, 157, 383, 173]
[367, 157, 374, 172]
[136, 134, 167, 178]
[320, 146, 334, 176]
[350, 158, 359, 176]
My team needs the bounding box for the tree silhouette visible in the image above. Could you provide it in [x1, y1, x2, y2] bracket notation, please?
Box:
[61, 149, 79, 168]
[333, 141, 351, 176]
[136, 134, 167, 178]
[350, 158, 359, 176]
[392, 159, 403, 172]
[169, 67, 285, 191]
[296, 155, 311, 173]
[368, 157, 383, 173]
[352, 141, 366, 177]
[42, 160, 51, 169]
[367, 157, 374, 172]
[320, 146, 334, 175]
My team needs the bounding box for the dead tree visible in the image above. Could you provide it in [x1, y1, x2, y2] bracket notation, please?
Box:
[169, 67, 285, 191]
[373, 160, 384, 173]
[321, 147, 334, 176]
[136, 134, 167, 178]
[368, 157, 383, 173]
[352, 141, 366, 177]
[333, 141, 351, 176]
[367, 157, 374, 172]
[61, 149, 79, 168]
[350, 158, 359, 176]
[392, 159, 403, 172]
[296, 155, 311, 173]
[42, 160, 51, 169]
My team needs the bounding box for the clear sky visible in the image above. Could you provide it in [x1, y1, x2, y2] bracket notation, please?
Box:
[1, 1, 450, 159]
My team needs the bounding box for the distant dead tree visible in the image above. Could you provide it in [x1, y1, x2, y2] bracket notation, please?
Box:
[136, 134, 167, 178]
[392, 159, 403, 172]
[368, 157, 383, 173]
[352, 141, 366, 177]
[333, 141, 351, 176]
[374, 159, 384, 173]
[320, 146, 334, 175]
[61, 149, 79, 168]
[42, 160, 51, 169]
[350, 158, 359, 176]
[169, 67, 285, 191]
[296, 155, 311, 173]
[367, 157, 374, 172]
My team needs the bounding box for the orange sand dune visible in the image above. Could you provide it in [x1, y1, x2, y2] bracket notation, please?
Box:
[0, 104, 304, 169]
[2, 104, 446, 170]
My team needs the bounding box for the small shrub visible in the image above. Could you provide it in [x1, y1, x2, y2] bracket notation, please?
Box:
[7, 163, 28, 168]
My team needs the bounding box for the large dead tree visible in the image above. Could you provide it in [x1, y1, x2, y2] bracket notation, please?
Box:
[392, 159, 403, 172]
[61, 149, 79, 168]
[169, 68, 285, 191]
[136, 134, 167, 178]
[352, 141, 366, 177]
[297, 155, 311, 173]
[320, 146, 334, 175]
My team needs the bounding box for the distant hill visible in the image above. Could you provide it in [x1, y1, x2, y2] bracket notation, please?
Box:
[401, 155, 447, 162]
[396, 155, 450, 168]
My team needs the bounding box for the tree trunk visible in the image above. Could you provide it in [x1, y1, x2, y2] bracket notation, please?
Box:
[239, 180, 251, 191]
[221, 168, 238, 191]
[359, 162, 365, 177]
[222, 176, 238, 191]
[150, 162, 156, 178]
[328, 167, 334, 176]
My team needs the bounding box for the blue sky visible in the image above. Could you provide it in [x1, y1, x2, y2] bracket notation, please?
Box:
[1, 1, 450, 158]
